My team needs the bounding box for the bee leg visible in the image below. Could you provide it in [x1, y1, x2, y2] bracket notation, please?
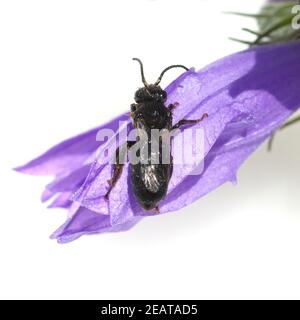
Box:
[172, 113, 208, 130]
[125, 104, 139, 117]
[154, 206, 160, 214]
[168, 102, 179, 112]
[104, 141, 136, 200]
[105, 165, 123, 200]
[131, 103, 138, 112]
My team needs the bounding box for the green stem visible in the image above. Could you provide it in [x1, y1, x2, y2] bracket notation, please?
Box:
[281, 115, 300, 130]
[223, 11, 272, 18]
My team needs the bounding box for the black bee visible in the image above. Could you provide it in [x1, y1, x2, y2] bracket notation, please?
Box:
[105, 58, 207, 212]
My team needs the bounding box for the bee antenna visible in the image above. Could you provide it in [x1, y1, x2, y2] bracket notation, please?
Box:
[154, 65, 189, 85]
[132, 58, 149, 87]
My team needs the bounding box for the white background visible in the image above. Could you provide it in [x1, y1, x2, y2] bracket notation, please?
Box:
[1, 0, 300, 299]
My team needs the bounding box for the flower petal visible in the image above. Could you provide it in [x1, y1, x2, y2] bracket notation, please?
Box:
[48, 192, 73, 209]
[15, 114, 130, 176]
[51, 207, 141, 243]
[160, 41, 300, 211]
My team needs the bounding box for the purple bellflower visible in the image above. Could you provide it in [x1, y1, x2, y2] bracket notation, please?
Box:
[16, 41, 300, 243]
